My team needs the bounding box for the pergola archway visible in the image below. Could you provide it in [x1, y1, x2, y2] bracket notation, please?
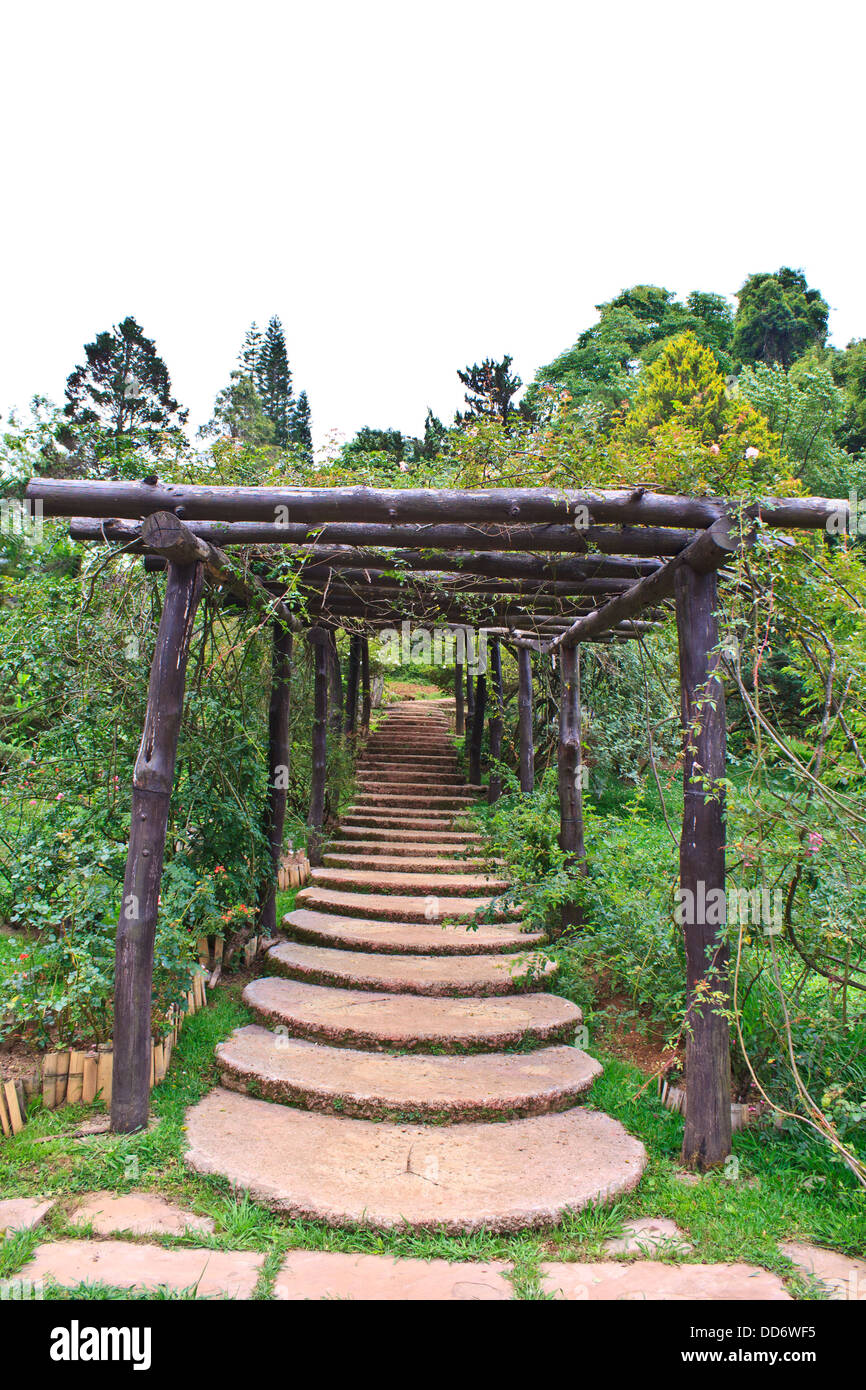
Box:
[26, 476, 845, 1170]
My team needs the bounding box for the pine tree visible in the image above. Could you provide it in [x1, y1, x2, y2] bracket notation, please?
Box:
[289, 390, 313, 459]
[456, 357, 522, 425]
[62, 316, 187, 461]
[258, 316, 293, 445]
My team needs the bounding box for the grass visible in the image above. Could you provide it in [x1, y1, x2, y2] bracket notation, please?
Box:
[1, 980, 860, 1299]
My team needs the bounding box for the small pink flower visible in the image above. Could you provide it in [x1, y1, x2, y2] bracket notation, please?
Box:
[807, 831, 824, 854]
[56, 792, 64, 801]
[745, 446, 760, 460]
[709, 443, 720, 455]
[29, 799, 37, 806]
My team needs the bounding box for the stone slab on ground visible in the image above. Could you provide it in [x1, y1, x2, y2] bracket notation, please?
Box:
[604, 1217, 694, 1256]
[284, 907, 543, 956]
[779, 1241, 866, 1299]
[267, 938, 554, 997]
[184, 1087, 646, 1233]
[217, 1025, 602, 1120]
[541, 1260, 791, 1300]
[70, 1191, 215, 1237]
[0, 1197, 54, 1234]
[20, 1239, 262, 1299]
[274, 1249, 512, 1300]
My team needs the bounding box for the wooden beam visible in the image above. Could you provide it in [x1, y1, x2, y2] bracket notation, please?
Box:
[517, 646, 535, 794]
[345, 634, 361, 738]
[676, 565, 732, 1171]
[557, 644, 586, 933]
[30, 478, 846, 529]
[111, 559, 204, 1133]
[307, 629, 329, 866]
[360, 638, 371, 735]
[488, 637, 504, 805]
[468, 671, 487, 787]
[258, 621, 293, 937]
[551, 518, 743, 652]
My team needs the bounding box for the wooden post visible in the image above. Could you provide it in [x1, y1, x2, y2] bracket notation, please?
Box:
[517, 646, 535, 793]
[557, 644, 585, 933]
[344, 634, 361, 738]
[327, 630, 343, 736]
[468, 671, 487, 787]
[259, 620, 293, 938]
[360, 637, 371, 735]
[488, 636, 503, 804]
[454, 654, 465, 737]
[464, 648, 476, 769]
[675, 565, 732, 1170]
[307, 628, 329, 866]
[111, 560, 204, 1133]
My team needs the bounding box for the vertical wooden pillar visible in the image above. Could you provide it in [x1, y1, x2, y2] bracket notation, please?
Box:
[111, 560, 204, 1133]
[307, 628, 329, 866]
[454, 655, 465, 737]
[517, 646, 535, 794]
[360, 637, 371, 735]
[464, 640, 476, 771]
[557, 643, 585, 933]
[488, 636, 503, 804]
[327, 630, 343, 737]
[675, 565, 731, 1170]
[259, 620, 293, 938]
[468, 671, 487, 787]
[344, 634, 361, 738]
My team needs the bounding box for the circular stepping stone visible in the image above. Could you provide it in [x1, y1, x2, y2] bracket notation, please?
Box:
[274, 1249, 512, 1300]
[284, 908, 545, 955]
[540, 1260, 790, 1301]
[217, 1024, 601, 1120]
[297, 887, 521, 924]
[70, 1192, 215, 1237]
[184, 1087, 646, 1232]
[310, 867, 510, 897]
[243, 976, 580, 1050]
[267, 939, 554, 996]
[20, 1239, 262, 1299]
[324, 853, 489, 872]
[336, 826, 482, 844]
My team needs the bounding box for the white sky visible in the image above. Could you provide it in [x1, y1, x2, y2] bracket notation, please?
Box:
[2, 0, 864, 449]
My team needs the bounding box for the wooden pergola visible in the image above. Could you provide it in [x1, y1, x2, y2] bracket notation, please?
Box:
[26, 477, 845, 1171]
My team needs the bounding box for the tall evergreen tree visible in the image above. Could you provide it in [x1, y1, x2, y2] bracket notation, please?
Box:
[258, 316, 293, 445]
[61, 316, 187, 460]
[733, 268, 829, 368]
[289, 390, 313, 459]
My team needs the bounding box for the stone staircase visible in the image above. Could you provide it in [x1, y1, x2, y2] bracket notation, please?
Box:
[185, 701, 646, 1232]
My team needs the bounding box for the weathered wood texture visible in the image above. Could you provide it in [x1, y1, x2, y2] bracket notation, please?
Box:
[111, 560, 204, 1133]
[557, 644, 586, 933]
[468, 673, 487, 787]
[487, 638, 504, 804]
[307, 629, 330, 867]
[517, 646, 535, 793]
[675, 565, 732, 1171]
[360, 638, 371, 734]
[344, 635, 361, 737]
[258, 621, 293, 938]
[31, 478, 844, 528]
[454, 658, 465, 736]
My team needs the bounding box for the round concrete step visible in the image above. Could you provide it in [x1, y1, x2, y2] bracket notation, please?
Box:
[267, 939, 554, 996]
[342, 811, 459, 830]
[184, 1088, 646, 1232]
[331, 840, 483, 859]
[243, 976, 580, 1050]
[310, 867, 509, 897]
[283, 908, 545, 955]
[335, 825, 483, 844]
[296, 886, 520, 923]
[217, 1025, 601, 1121]
[323, 853, 489, 872]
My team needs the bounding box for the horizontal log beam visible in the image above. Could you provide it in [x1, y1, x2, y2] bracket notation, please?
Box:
[30, 478, 845, 529]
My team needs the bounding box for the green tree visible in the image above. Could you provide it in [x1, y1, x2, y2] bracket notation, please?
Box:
[201, 371, 275, 446]
[288, 390, 313, 460]
[456, 356, 522, 425]
[737, 358, 859, 495]
[733, 267, 829, 368]
[833, 339, 866, 455]
[258, 316, 293, 445]
[61, 316, 187, 466]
